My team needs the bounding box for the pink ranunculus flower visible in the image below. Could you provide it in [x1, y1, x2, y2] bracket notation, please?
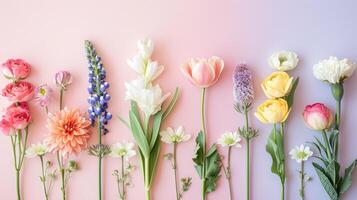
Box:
[181, 56, 224, 88]
[54, 71, 73, 90]
[303, 103, 333, 131]
[5, 102, 31, 129]
[1, 59, 31, 81]
[2, 81, 35, 102]
[34, 84, 53, 107]
[0, 118, 14, 136]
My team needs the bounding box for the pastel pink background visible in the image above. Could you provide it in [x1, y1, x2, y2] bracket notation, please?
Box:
[1, 0, 357, 199]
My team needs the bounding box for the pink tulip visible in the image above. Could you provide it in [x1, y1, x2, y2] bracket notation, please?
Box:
[1, 59, 31, 81]
[303, 103, 333, 131]
[5, 102, 31, 129]
[2, 81, 35, 102]
[54, 71, 73, 89]
[181, 56, 224, 88]
[0, 118, 14, 136]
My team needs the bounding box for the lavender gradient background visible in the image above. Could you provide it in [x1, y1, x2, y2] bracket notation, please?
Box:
[1, 0, 357, 199]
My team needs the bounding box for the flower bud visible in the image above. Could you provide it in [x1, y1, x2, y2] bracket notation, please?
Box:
[303, 103, 333, 131]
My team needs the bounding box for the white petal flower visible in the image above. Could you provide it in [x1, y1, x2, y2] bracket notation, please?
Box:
[26, 143, 48, 158]
[127, 54, 146, 75]
[110, 141, 136, 161]
[217, 131, 242, 148]
[137, 38, 154, 59]
[313, 56, 356, 84]
[160, 126, 191, 144]
[269, 51, 299, 71]
[144, 60, 164, 84]
[124, 78, 147, 101]
[289, 144, 313, 163]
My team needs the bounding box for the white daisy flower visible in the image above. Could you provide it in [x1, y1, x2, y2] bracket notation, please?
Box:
[160, 126, 191, 144]
[26, 143, 48, 158]
[217, 131, 242, 148]
[109, 141, 136, 161]
[289, 144, 313, 163]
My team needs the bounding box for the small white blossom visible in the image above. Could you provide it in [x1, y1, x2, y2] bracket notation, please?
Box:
[160, 126, 191, 144]
[269, 51, 299, 71]
[217, 131, 242, 148]
[26, 143, 48, 158]
[137, 38, 154, 59]
[289, 144, 313, 163]
[313, 56, 356, 84]
[109, 141, 136, 161]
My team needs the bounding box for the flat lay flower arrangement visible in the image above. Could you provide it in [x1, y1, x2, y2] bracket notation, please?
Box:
[1, 39, 357, 200]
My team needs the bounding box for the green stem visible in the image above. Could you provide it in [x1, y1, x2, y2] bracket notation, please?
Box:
[335, 99, 341, 160]
[40, 156, 49, 200]
[300, 161, 305, 200]
[98, 119, 102, 200]
[246, 138, 250, 200]
[173, 143, 180, 200]
[121, 156, 125, 200]
[280, 123, 285, 200]
[57, 152, 66, 200]
[16, 169, 21, 200]
[227, 147, 233, 200]
[243, 105, 250, 200]
[145, 158, 151, 200]
[200, 88, 207, 200]
[281, 181, 285, 200]
[322, 130, 332, 161]
[60, 88, 64, 110]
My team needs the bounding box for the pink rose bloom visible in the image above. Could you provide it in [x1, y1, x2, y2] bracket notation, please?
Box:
[34, 84, 52, 107]
[303, 103, 333, 131]
[2, 81, 35, 102]
[1, 59, 31, 81]
[0, 118, 14, 136]
[181, 56, 224, 88]
[5, 102, 31, 129]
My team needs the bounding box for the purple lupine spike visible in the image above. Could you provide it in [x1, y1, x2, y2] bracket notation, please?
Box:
[232, 64, 254, 106]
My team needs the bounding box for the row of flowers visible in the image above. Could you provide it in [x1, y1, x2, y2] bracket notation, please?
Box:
[0, 39, 356, 200]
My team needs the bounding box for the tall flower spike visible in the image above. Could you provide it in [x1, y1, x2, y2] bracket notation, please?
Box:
[233, 64, 254, 111]
[85, 40, 112, 134]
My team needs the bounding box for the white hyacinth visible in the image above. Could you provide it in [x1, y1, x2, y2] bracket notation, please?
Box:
[289, 144, 313, 163]
[313, 56, 356, 84]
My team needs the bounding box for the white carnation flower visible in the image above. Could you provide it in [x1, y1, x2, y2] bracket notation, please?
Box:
[269, 51, 299, 71]
[160, 126, 191, 144]
[109, 141, 136, 161]
[313, 56, 356, 84]
[289, 144, 313, 163]
[217, 131, 242, 148]
[26, 143, 48, 158]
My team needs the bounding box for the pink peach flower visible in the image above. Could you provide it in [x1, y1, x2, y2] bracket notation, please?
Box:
[1, 59, 31, 81]
[303, 103, 333, 131]
[5, 102, 31, 130]
[0, 118, 14, 136]
[34, 84, 52, 107]
[181, 56, 224, 88]
[2, 81, 35, 102]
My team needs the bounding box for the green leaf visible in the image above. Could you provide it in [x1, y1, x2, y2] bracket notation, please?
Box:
[163, 87, 180, 120]
[326, 161, 340, 187]
[313, 162, 339, 200]
[129, 110, 150, 158]
[266, 127, 285, 180]
[138, 149, 145, 177]
[340, 159, 357, 195]
[193, 131, 205, 166]
[205, 144, 221, 193]
[148, 138, 161, 187]
[150, 111, 163, 149]
[284, 77, 299, 109]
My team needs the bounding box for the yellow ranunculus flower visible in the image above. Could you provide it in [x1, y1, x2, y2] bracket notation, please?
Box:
[255, 98, 289, 124]
[261, 71, 293, 98]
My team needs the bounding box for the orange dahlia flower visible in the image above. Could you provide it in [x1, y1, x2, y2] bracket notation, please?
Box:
[45, 108, 91, 158]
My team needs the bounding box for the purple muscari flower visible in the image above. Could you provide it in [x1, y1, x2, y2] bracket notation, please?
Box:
[85, 40, 112, 134]
[232, 64, 254, 107]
